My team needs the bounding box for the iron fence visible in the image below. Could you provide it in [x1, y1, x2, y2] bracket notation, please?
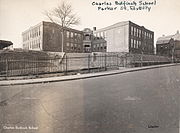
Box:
[0, 58, 66, 77]
[0, 53, 175, 77]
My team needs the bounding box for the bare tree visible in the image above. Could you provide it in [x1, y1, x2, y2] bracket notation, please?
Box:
[44, 1, 80, 28]
[43, 1, 80, 52]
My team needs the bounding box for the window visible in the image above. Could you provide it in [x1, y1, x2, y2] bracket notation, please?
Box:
[139, 30, 141, 37]
[71, 32, 73, 38]
[134, 27, 136, 36]
[35, 29, 37, 37]
[97, 33, 100, 37]
[136, 28, 138, 37]
[136, 41, 138, 48]
[104, 32, 107, 38]
[139, 41, 141, 48]
[137, 40, 139, 48]
[75, 33, 77, 39]
[52, 29, 55, 34]
[136, 29, 138, 37]
[67, 31, 69, 38]
[100, 32, 103, 37]
[131, 27, 133, 35]
[85, 34, 90, 40]
[75, 35, 78, 42]
[39, 27, 40, 36]
[67, 42, 69, 47]
[30, 32, 31, 38]
[131, 39, 133, 48]
[134, 39, 136, 48]
[77, 34, 80, 40]
[32, 30, 34, 38]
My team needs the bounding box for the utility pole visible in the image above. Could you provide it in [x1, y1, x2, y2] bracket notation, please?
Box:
[61, 28, 64, 53]
[171, 39, 175, 63]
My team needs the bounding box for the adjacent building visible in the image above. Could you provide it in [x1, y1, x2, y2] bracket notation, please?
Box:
[91, 36, 107, 52]
[22, 21, 154, 54]
[22, 22, 106, 53]
[0, 40, 13, 50]
[156, 31, 180, 58]
[83, 28, 107, 53]
[22, 21, 84, 53]
[82, 28, 93, 52]
[93, 21, 154, 54]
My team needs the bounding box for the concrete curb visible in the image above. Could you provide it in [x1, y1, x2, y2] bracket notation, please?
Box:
[0, 63, 179, 86]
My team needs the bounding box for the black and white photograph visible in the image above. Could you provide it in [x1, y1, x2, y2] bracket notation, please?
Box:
[0, 0, 180, 132]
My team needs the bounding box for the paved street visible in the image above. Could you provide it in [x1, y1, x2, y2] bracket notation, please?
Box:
[0, 65, 180, 133]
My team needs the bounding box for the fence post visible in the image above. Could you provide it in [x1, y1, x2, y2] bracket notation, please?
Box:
[88, 55, 90, 73]
[37, 58, 39, 76]
[133, 54, 135, 67]
[125, 54, 127, 67]
[122, 56, 124, 67]
[6, 59, 8, 77]
[116, 54, 118, 68]
[105, 54, 107, 71]
[65, 55, 68, 75]
[141, 54, 143, 67]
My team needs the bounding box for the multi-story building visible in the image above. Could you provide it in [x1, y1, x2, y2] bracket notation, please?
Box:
[156, 31, 180, 58]
[22, 21, 84, 53]
[83, 28, 107, 53]
[82, 28, 93, 52]
[93, 21, 154, 54]
[22, 22, 107, 53]
[91, 36, 107, 52]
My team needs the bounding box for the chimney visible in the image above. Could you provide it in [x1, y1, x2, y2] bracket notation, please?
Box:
[176, 30, 179, 34]
[93, 27, 96, 31]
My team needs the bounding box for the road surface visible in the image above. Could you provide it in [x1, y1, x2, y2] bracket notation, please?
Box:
[0, 65, 180, 133]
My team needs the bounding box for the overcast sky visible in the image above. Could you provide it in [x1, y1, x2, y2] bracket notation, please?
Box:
[0, 0, 180, 48]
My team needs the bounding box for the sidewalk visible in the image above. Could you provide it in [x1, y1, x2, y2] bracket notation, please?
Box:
[0, 63, 179, 86]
